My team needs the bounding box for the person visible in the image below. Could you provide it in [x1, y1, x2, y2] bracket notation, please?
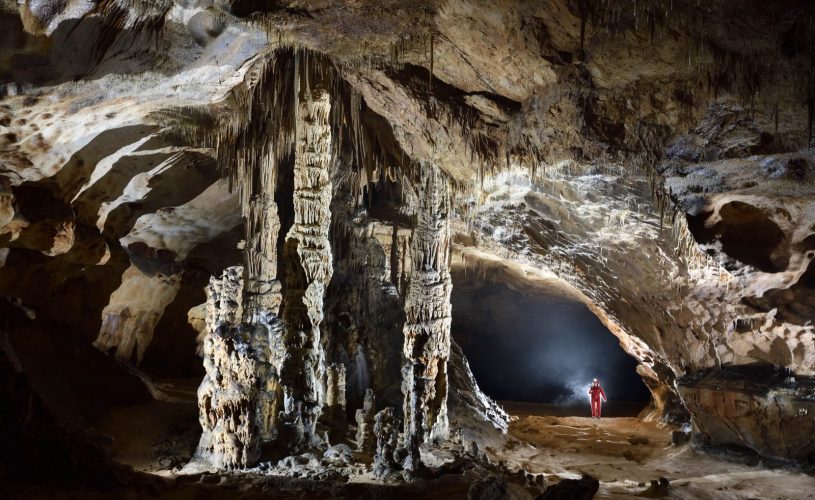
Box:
[588, 378, 607, 419]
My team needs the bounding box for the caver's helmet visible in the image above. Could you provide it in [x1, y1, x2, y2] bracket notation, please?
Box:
[592, 378, 599, 385]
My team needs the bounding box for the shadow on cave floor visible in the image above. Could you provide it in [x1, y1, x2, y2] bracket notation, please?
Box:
[92, 377, 201, 473]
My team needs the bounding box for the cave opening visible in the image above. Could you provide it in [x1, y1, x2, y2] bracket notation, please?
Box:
[450, 266, 651, 417]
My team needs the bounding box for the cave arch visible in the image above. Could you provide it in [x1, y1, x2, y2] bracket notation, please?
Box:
[449, 250, 659, 417]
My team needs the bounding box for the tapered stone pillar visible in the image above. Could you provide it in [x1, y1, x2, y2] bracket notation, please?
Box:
[401, 163, 453, 471]
[279, 87, 334, 450]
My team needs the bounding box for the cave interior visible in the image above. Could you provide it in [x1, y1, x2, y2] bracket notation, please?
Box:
[1, 0, 815, 499]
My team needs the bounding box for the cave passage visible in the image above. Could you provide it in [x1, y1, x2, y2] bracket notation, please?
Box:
[451, 270, 650, 411]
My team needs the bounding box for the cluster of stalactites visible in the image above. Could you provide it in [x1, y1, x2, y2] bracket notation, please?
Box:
[243, 147, 284, 321]
[401, 162, 453, 471]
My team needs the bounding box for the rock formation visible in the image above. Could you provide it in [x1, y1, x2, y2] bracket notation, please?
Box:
[94, 265, 182, 363]
[679, 365, 815, 462]
[373, 406, 403, 479]
[196, 267, 265, 469]
[401, 162, 454, 470]
[277, 85, 335, 452]
[355, 388, 377, 454]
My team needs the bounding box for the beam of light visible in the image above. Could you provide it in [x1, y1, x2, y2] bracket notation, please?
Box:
[555, 380, 593, 405]
[451, 275, 649, 407]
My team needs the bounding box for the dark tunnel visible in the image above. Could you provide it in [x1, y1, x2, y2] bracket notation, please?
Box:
[450, 269, 651, 414]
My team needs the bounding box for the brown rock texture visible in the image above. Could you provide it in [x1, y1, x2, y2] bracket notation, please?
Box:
[679, 366, 815, 462]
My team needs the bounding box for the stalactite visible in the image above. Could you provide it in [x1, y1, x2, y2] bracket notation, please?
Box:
[400, 162, 452, 472]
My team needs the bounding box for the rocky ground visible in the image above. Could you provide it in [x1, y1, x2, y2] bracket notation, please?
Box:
[6, 394, 808, 500]
[501, 403, 815, 499]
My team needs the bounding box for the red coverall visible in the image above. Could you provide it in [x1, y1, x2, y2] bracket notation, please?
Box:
[588, 384, 607, 418]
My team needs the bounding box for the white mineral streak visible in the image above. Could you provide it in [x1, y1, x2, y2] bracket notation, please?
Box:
[278, 87, 335, 450]
[93, 265, 181, 363]
[401, 163, 453, 471]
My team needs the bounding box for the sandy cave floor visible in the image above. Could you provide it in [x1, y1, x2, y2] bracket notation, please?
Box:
[13, 384, 812, 499]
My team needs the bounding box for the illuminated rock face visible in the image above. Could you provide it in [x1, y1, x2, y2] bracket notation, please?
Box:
[195, 267, 258, 469]
[195, 266, 283, 469]
[1, 0, 815, 470]
[94, 265, 181, 363]
[679, 366, 815, 462]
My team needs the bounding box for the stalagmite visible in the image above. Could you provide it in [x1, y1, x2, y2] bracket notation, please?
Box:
[324, 363, 347, 433]
[373, 407, 403, 479]
[279, 85, 335, 451]
[355, 388, 377, 454]
[401, 163, 453, 471]
[195, 267, 263, 469]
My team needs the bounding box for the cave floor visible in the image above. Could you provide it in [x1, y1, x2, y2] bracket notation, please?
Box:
[499, 401, 815, 499]
[9, 390, 812, 499]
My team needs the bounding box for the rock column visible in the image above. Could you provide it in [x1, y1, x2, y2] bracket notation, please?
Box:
[195, 267, 264, 469]
[243, 153, 284, 320]
[401, 163, 453, 471]
[279, 87, 334, 450]
[242, 152, 285, 443]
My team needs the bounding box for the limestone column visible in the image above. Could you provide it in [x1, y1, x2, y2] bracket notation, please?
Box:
[242, 152, 285, 444]
[195, 139, 286, 467]
[243, 153, 283, 320]
[195, 267, 261, 469]
[401, 163, 453, 471]
[279, 87, 334, 450]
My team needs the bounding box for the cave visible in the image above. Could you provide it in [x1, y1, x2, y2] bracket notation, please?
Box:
[450, 266, 651, 412]
[3, 1, 815, 499]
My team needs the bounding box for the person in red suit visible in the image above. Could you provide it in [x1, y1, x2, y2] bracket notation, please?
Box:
[588, 378, 607, 418]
